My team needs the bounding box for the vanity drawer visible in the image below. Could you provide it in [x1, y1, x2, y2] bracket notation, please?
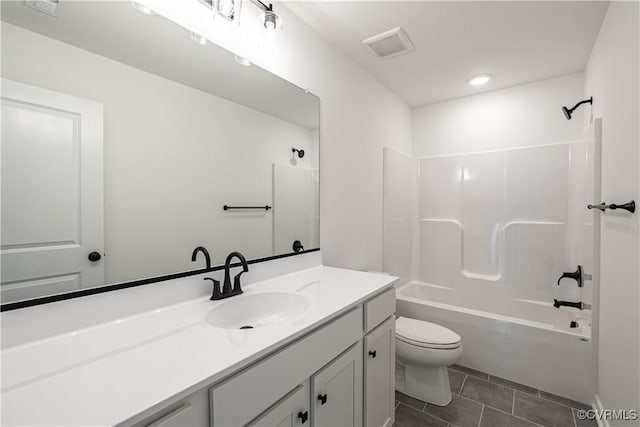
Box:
[364, 288, 395, 333]
[210, 307, 362, 427]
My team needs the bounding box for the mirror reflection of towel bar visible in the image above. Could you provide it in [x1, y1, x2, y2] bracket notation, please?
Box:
[587, 200, 635, 213]
[223, 205, 272, 211]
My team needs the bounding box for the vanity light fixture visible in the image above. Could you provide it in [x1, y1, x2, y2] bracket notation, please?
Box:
[190, 32, 208, 45]
[250, 0, 282, 31]
[130, 1, 154, 15]
[198, 0, 241, 25]
[468, 74, 492, 86]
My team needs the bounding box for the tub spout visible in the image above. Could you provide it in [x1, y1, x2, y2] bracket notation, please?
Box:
[553, 299, 586, 310]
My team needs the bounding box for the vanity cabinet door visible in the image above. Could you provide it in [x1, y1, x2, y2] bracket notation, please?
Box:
[364, 316, 395, 427]
[311, 342, 363, 427]
[248, 383, 310, 427]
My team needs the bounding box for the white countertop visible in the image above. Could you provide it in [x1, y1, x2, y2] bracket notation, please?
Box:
[1, 266, 396, 426]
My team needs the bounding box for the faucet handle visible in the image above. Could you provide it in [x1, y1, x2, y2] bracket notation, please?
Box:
[204, 278, 222, 300]
[232, 274, 244, 295]
[557, 265, 583, 287]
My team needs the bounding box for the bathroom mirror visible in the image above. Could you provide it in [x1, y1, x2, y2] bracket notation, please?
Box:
[0, 1, 320, 306]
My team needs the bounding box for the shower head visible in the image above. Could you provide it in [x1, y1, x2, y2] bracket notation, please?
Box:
[562, 97, 592, 120]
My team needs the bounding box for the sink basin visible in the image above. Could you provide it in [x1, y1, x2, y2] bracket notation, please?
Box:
[204, 292, 311, 329]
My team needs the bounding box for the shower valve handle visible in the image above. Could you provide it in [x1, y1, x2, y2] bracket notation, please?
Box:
[557, 265, 583, 287]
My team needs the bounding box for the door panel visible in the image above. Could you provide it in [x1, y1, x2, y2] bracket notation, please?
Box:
[1, 79, 104, 302]
[248, 383, 310, 427]
[311, 342, 362, 427]
[364, 316, 395, 427]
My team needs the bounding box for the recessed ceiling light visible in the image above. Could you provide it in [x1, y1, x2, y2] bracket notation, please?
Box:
[131, 1, 153, 15]
[190, 32, 208, 45]
[468, 74, 492, 86]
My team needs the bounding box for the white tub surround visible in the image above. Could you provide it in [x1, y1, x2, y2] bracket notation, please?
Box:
[1, 257, 397, 426]
[383, 120, 601, 405]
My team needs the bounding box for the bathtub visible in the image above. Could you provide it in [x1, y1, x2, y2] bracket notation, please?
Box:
[396, 281, 596, 404]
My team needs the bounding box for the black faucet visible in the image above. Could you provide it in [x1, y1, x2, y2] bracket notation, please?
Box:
[553, 299, 591, 310]
[557, 265, 583, 287]
[192, 247, 223, 300]
[191, 246, 211, 270]
[209, 251, 249, 300]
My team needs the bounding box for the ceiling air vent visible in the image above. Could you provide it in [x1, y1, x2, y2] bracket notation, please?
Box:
[362, 27, 414, 59]
[23, 0, 60, 16]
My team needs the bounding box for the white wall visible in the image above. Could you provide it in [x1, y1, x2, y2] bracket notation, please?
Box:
[412, 73, 585, 157]
[140, 0, 413, 273]
[584, 1, 640, 420]
[2, 23, 317, 284]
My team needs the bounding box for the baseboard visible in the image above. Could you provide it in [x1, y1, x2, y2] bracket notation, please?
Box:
[593, 395, 611, 427]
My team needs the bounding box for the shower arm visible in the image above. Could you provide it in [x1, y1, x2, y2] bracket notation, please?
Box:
[567, 98, 592, 112]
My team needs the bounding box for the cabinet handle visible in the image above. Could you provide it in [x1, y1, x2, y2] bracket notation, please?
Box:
[369, 350, 377, 358]
[298, 411, 308, 424]
[317, 393, 328, 405]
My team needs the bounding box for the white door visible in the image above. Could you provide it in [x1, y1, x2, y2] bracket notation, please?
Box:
[1, 79, 104, 303]
[311, 342, 363, 427]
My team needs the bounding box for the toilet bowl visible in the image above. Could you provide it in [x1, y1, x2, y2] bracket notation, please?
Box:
[395, 316, 462, 406]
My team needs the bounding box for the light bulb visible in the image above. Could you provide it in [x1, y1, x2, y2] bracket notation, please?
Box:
[261, 10, 280, 31]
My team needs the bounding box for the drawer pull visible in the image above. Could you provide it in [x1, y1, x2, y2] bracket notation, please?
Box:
[298, 411, 308, 424]
[369, 350, 377, 358]
[317, 393, 328, 405]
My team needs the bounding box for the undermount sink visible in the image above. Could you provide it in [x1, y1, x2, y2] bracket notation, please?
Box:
[204, 292, 312, 329]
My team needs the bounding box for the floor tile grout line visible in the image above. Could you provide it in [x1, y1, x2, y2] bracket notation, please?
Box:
[488, 377, 540, 396]
[420, 410, 451, 427]
[396, 400, 425, 413]
[511, 387, 516, 415]
[477, 404, 485, 427]
[459, 374, 468, 394]
[487, 405, 546, 427]
[572, 406, 578, 427]
[537, 393, 590, 412]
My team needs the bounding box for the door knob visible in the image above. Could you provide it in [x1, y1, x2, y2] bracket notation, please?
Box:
[317, 393, 327, 405]
[88, 251, 102, 262]
[369, 350, 377, 358]
[297, 411, 308, 424]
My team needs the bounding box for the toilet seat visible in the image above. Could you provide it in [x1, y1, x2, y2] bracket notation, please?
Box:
[396, 317, 461, 350]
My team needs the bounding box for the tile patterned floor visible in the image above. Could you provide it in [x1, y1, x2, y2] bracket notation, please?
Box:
[395, 365, 597, 427]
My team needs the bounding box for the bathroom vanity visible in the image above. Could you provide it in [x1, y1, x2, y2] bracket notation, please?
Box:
[0, 259, 397, 427]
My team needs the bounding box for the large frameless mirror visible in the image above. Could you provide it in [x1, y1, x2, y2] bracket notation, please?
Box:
[0, 0, 319, 307]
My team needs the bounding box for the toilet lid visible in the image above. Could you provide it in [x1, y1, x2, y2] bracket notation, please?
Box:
[396, 317, 461, 346]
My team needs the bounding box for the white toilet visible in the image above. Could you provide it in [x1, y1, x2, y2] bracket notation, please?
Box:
[395, 316, 462, 406]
